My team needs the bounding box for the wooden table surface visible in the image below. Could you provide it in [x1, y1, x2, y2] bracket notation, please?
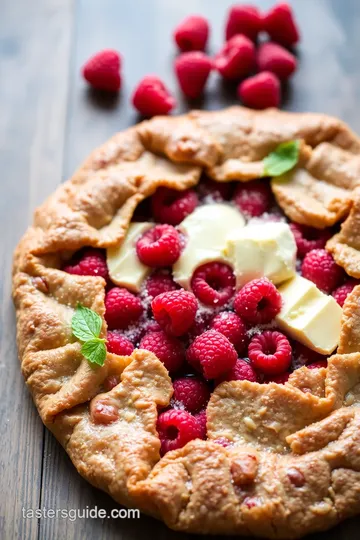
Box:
[2, 0, 360, 538]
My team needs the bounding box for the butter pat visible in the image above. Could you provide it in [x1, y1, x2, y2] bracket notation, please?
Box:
[107, 222, 152, 292]
[173, 204, 245, 289]
[276, 275, 342, 354]
[225, 222, 296, 287]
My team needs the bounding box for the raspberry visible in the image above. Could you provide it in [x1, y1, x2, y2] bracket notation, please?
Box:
[332, 280, 359, 307]
[103, 375, 120, 392]
[106, 331, 134, 355]
[307, 360, 328, 370]
[136, 224, 181, 267]
[215, 35, 255, 80]
[157, 409, 203, 455]
[151, 187, 198, 225]
[146, 270, 179, 300]
[301, 249, 344, 294]
[82, 49, 121, 92]
[233, 181, 272, 217]
[191, 262, 235, 307]
[187, 311, 212, 342]
[172, 376, 210, 413]
[140, 330, 185, 373]
[210, 311, 247, 353]
[234, 277, 282, 324]
[289, 223, 332, 258]
[225, 5, 262, 41]
[173, 15, 209, 52]
[194, 409, 207, 439]
[238, 71, 281, 109]
[248, 331, 292, 375]
[199, 178, 232, 202]
[216, 358, 258, 386]
[292, 342, 326, 368]
[152, 290, 198, 336]
[263, 2, 300, 47]
[257, 42, 297, 80]
[105, 287, 143, 330]
[186, 330, 237, 379]
[132, 76, 176, 117]
[63, 248, 109, 280]
[263, 372, 290, 384]
[175, 52, 213, 99]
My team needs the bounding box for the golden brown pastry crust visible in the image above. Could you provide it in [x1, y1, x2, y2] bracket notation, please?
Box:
[12, 107, 360, 538]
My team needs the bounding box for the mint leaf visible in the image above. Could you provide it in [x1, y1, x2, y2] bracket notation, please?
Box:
[71, 303, 102, 342]
[263, 140, 300, 177]
[81, 338, 107, 366]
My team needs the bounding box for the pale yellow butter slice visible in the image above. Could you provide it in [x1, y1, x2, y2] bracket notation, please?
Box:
[225, 222, 296, 288]
[276, 275, 342, 354]
[107, 222, 153, 293]
[172, 204, 245, 289]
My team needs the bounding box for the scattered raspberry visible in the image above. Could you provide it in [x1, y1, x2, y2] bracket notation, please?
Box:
[132, 76, 176, 116]
[105, 287, 143, 330]
[157, 409, 203, 454]
[187, 330, 237, 379]
[257, 42, 297, 80]
[106, 331, 134, 355]
[307, 360, 328, 370]
[210, 311, 247, 353]
[191, 262, 235, 307]
[234, 277, 282, 325]
[263, 372, 290, 384]
[151, 187, 198, 225]
[238, 71, 281, 109]
[175, 52, 213, 99]
[64, 248, 109, 280]
[301, 249, 344, 294]
[225, 4, 262, 41]
[199, 178, 233, 201]
[103, 375, 120, 392]
[140, 330, 185, 373]
[194, 409, 207, 439]
[248, 331, 292, 375]
[82, 49, 121, 92]
[332, 280, 359, 307]
[173, 15, 209, 52]
[215, 34, 255, 80]
[233, 180, 272, 217]
[136, 224, 181, 267]
[289, 223, 332, 258]
[172, 376, 210, 413]
[152, 290, 198, 336]
[263, 2, 300, 47]
[216, 358, 258, 386]
[146, 270, 179, 300]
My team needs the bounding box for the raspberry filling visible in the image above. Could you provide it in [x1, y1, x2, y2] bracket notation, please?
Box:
[248, 331, 292, 375]
[191, 262, 236, 307]
[152, 187, 198, 226]
[136, 224, 181, 267]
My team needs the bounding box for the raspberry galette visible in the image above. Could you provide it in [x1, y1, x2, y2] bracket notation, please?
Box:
[13, 106, 360, 538]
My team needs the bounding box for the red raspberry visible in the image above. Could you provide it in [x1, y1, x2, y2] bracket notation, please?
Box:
[82, 49, 121, 92]
[215, 35, 255, 80]
[191, 262, 235, 307]
[146, 270, 179, 300]
[157, 409, 203, 455]
[140, 330, 185, 373]
[152, 290, 198, 336]
[289, 223, 332, 258]
[132, 76, 176, 116]
[216, 358, 258, 386]
[186, 330, 237, 379]
[332, 280, 359, 307]
[238, 71, 281, 109]
[172, 376, 210, 413]
[175, 52, 213, 99]
[194, 409, 207, 439]
[225, 4, 262, 41]
[301, 249, 344, 294]
[106, 331, 134, 355]
[263, 2, 300, 47]
[210, 311, 247, 353]
[233, 181, 272, 217]
[64, 248, 109, 280]
[199, 178, 232, 202]
[263, 372, 290, 384]
[173, 15, 209, 52]
[257, 42, 297, 80]
[105, 287, 143, 330]
[307, 360, 328, 370]
[136, 224, 181, 267]
[248, 331, 292, 375]
[234, 277, 282, 324]
[151, 187, 198, 225]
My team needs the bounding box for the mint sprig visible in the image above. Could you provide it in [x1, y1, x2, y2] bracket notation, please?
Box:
[71, 303, 106, 366]
[263, 140, 300, 177]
